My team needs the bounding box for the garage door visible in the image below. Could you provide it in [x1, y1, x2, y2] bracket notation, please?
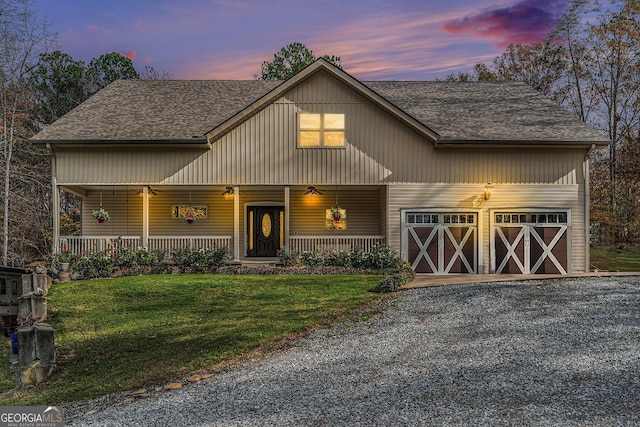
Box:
[406, 212, 477, 274]
[493, 212, 568, 274]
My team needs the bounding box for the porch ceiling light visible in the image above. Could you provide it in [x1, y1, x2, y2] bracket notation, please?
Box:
[483, 182, 494, 200]
[304, 186, 323, 196]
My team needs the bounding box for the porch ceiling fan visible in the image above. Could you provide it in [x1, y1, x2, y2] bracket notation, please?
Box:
[136, 185, 161, 196]
[304, 186, 324, 195]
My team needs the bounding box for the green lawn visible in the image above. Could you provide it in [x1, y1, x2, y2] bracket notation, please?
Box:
[0, 274, 383, 406]
[590, 247, 640, 272]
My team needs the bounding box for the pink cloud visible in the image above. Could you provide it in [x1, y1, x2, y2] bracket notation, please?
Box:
[87, 24, 114, 36]
[121, 51, 137, 60]
[144, 56, 154, 63]
[135, 20, 144, 30]
[442, 0, 569, 48]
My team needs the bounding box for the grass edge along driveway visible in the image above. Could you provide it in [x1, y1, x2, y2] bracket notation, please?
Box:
[0, 274, 383, 406]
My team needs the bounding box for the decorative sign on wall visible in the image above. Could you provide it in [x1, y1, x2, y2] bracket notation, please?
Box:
[325, 208, 346, 230]
[172, 205, 207, 219]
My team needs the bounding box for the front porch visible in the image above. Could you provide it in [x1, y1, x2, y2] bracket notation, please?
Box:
[54, 184, 389, 260]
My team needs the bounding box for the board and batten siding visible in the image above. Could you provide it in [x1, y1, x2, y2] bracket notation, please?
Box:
[238, 188, 382, 255]
[387, 184, 586, 273]
[287, 188, 383, 236]
[54, 72, 586, 189]
[82, 189, 234, 236]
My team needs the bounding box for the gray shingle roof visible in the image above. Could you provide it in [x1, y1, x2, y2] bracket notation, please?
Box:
[365, 81, 608, 144]
[31, 80, 280, 142]
[31, 74, 609, 146]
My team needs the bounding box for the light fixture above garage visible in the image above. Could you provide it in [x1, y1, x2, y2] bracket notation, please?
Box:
[483, 182, 494, 200]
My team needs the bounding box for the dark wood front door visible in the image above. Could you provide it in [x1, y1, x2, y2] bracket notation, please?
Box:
[247, 206, 284, 257]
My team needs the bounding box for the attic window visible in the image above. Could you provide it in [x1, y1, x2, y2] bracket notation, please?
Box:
[299, 113, 345, 148]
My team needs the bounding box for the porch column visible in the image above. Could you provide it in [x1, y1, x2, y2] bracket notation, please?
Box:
[52, 180, 60, 253]
[233, 185, 240, 261]
[142, 186, 149, 247]
[284, 186, 290, 250]
[49, 143, 60, 254]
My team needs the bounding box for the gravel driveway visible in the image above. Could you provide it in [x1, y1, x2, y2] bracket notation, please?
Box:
[67, 276, 640, 426]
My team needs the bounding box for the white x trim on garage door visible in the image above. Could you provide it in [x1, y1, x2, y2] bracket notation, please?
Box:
[404, 212, 478, 274]
[492, 211, 569, 274]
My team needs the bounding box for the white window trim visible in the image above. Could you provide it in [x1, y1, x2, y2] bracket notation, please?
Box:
[298, 112, 345, 148]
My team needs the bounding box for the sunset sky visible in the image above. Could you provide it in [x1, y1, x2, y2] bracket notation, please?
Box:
[33, 0, 611, 80]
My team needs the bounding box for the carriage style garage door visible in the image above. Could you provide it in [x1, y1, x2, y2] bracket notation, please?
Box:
[492, 211, 569, 274]
[405, 212, 478, 274]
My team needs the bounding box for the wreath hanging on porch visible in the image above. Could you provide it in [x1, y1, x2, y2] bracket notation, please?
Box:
[184, 209, 196, 224]
[330, 206, 342, 221]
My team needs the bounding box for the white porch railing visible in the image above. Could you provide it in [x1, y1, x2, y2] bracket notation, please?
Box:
[58, 236, 142, 255]
[58, 236, 232, 256]
[288, 235, 386, 253]
[58, 235, 384, 257]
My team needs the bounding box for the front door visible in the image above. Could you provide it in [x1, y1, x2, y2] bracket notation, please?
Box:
[247, 206, 284, 257]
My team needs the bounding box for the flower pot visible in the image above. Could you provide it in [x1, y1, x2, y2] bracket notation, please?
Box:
[97, 217, 105, 223]
[186, 219, 195, 224]
[333, 215, 341, 221]
[60, 262, 70, 272]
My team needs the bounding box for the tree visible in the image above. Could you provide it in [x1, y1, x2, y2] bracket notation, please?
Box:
[473, 63, 498, 81]
[259, 42, 341, 80]
[584, 0, 640, 242]
[0, 0, 56, 265]
[139, 65, 173, 80]
[442, 63, 498, 82]
[550, 0, 601, 123]
[493, 40, 568, 97]
[85, 52, 139, 94]
[29, 50, 86, 128]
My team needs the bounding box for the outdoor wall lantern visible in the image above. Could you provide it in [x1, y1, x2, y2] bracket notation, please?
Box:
[221, 186, 235, 198]
[483, 182, 494, 200]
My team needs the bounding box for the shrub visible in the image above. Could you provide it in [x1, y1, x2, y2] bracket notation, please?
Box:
[373, 275, 404, 293]
[301, 251, 324, 268]
[321, 250, 364, 267]
[112, 247, 170, 275]
[366, 245, 401, 270]
[172, 247, 230, 273]
[72, 252, 114, 280]
[373, 260, 416, 293]
[277, 248, 301, 267]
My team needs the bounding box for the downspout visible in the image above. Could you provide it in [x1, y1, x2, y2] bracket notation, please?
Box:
[584, 144, 596, 273]
[46, 143, 60, 254]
